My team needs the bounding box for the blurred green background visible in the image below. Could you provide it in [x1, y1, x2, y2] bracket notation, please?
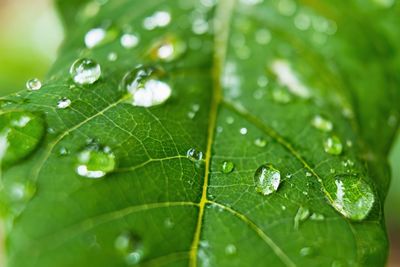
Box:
[0, 0, 398, 265]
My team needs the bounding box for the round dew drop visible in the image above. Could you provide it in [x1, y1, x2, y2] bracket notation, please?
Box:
[26, 78, 42, 91]
[186, 148, 203, 162]
[70, 58, 101, 85]
[324, 135, 343, 155]
[121, 66, 171, 107]
[254, 164, 281, 195]
[311, 115, 333, 132]
[149, 35, 187, 62]
[57, 98, 71, 109]
[120, 33, 140, 49]
[75, 143, 116, 178]
[84, 28, 106, 48]
[221, 161, 234, 174]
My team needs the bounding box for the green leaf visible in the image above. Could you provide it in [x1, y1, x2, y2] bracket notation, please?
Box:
[1, 0, 400, 266]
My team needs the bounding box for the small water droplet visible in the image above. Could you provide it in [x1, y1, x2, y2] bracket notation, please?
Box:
[164, 217, 174, 228]
[115, 232, 144, 265]
[143, 11, 171, 30]
[294, 12, 311, 30]
[57, 97, 72, 109]
[239, 127, 248, 135]
[222, 161, 234, 174]
[76, 142, 116, 178]
[70, 58, 101, 85]
[107, 52, 118, 61]
[272, 87, 292, 104]
[0, 111, 45, 167]
[58, 146, 69, 156]
[84, 28, 106, 48]
[254, 164, 281, 195]
[328, 174, 375, 220]
[311, 115, 333, 132]
[225, 244, 237, 255]
[300, 247, 314, 257]
[324, 136, 343, 155]
[26, 78, 42, 91]
[149, 35, 186, 62]
[331, 260, 344, 267]
[310, 213, 325, 221]
[120, 33, 140, 49]
[186, 148, 203, 162]
[254, 137, 267, 147]
[294, 206, 310, 230]
[192, 18, 209, 35]
[305, 172, 312, 177]
[121, 66, 171, 107]
[226, 117, 234, 124]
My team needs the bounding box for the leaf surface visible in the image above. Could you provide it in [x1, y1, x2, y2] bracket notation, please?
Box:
[1, 1, 400, 266]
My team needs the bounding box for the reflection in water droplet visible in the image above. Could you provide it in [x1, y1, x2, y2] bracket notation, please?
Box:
[76, 142, 116, 178]
[222, 161, 234, 174]
[254, 164, 281, 195]
[294, 206, 310, 230]
[0, 111, 45, 167]
[225, 244, 237, 255]
[120, 33, 140, 49]
[187, 148, 203, 162]
[328, 174, 375, 221]
[115, 232, 144, 265]
[26, 78, 42, 91]
[149, 35, 186, 62]
[311, 115, 333, 132]
[239, 127, 248, 135]
[57, 98, 72, 109]
[324, 136, 343, 155]
[70, 58, 101, 85]
[121, 66, 171, 107]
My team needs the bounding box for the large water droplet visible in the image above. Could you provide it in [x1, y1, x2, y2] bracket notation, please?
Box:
[121, 66, 171, 107]
[115, 232, 144, 265]
[0, 111, 45, 167]
[254, 164, 281, 195]
[26, 78, 42, 91]
[186, 148, 203, 162]
[70, 58, 101, 85]
[311, 115, 333, 132]
[324, 136, 343, 155]
[149, 35, 186, 62]
[221, 161, 234, 174]
[76, 142, 116, 178]
[327, 174, 375, 220]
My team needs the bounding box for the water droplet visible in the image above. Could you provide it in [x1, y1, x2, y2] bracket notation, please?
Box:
[107, 52, 118, 61]
[294, 206, 310, 230]
[58, 146, 69, 156]
[0, 111, 45, 167]
[192, 18, 209, 35]
[225, 244, 237, 255]
[239, 127, 248, 135]
[272, 87, 292, 104]
[120, 33, 140, 49]
[143, 11, 171, 30]
[164, 217, 174, 228]
[300, 247, 314, 257]
[149, 35, 186, 62]
[310, 213, 325, 221]
[70, 58, 101, 85]
[186, 148, 203, 162]
[254, 137, 267, 147]
[331, 260, 344, 267]
[328, 174, 375, 220]
[305, 172, 312, 177]
[311, 115, 333, 132]
[277, 0, 297, 16]
[26, 78, 42, 91]
[294, 13, 311, 30]
[57, 97, 71, 109]
[226, 117, 234, 124]
[324, 136, 343, 155]
[115, 232, 144, 265]
[255, 29, 271, 45]
[121, 66, 171, 107]
[76, 142, 116, 178]
[254, 164, 281, 196]
[222, 161, 234, 174]
[84, 28, 106, 48]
